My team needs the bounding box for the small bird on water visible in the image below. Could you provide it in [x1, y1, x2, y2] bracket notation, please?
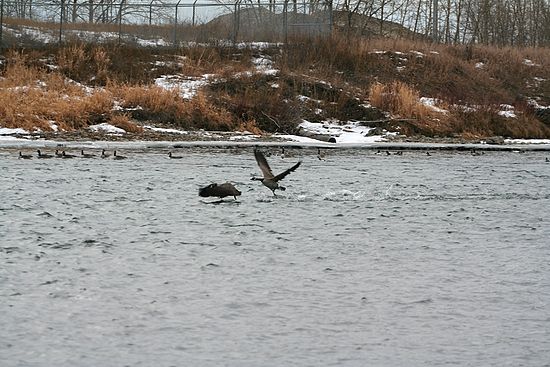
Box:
[113, 151, 127, 160]
[19, 151, 32, 159]
[80, 149, 95, 158]
[199, 183, 241, 200]
[37, 150, 53, 159]
[168, 152, 183, 159]
[251, 148, 301, 196]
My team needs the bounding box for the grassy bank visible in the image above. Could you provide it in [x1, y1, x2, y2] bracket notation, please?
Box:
[1, 34, 550, 140]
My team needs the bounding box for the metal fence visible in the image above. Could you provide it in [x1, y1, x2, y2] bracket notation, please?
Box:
[0, 0, 333, 47]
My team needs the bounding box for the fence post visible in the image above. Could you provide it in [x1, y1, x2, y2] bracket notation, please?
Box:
[174, 0, 181, 47]
[118, 0, 125, 43]
[283, 0, 288, 44]
[233, 0, 241, 43]
[0, 0, 4, 48]
[328, 0, 332, 35]
[192, 0, 198, 26]
[59, 0, 65, 46]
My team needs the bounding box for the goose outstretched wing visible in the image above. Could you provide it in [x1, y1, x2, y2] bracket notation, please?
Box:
[273, 161, 301, 182]
[254, 149, 274, 179]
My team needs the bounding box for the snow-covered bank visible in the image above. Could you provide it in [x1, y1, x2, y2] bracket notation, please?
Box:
[1, 136, 550, 152]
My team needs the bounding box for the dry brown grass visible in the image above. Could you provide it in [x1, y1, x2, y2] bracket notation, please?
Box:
[110, 83, 235, 130]
[369, 81, 435, 120]
[0, 55, 115, 131]
[2, 31, 550, 139]
[109, 113, 144, 133]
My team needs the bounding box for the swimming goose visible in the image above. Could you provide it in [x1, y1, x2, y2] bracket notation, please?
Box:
[113, 151, 127, 160]
[199, 183, 241, 200]
[80, 150, 95, 158]
[19, 151, 32, 159]
[101, 149, 110, 158]
[37, 150, 53, 159]
[62, 150, 76, 158]
[54, 149, 63, 158]
[168, 152, 183, 159]
[251, 149, 301, 195]
[317, 148, 326, 161]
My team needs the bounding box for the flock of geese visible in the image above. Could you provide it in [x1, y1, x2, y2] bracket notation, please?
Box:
[17, 149, 189, 160]
[15, 146, 550, 201]
[18, 149, 129, 160]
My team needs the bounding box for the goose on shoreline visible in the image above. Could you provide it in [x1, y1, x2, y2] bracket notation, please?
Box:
[251, 149, 301, 195]
[199, 183, 241, 200]
[101, 149, 110, 158]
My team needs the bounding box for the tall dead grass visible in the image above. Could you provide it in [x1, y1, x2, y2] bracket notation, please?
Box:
[369, 81, 434, 120]
[110, 83, 235, 130]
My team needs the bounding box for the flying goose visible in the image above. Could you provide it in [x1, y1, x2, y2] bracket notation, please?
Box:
[113, 150, 127, 160]
[168, 152, 183, 159]
[19, 151, 32, 159]
[199, 183, 241, 200]
[80, 150, 96, 158]
[251, 149, 301, 195]
[37, 150, 53, 159]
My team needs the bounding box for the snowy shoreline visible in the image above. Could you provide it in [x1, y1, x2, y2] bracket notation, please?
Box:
[2, 136, 550, 152]
[2, 124, 550, 152]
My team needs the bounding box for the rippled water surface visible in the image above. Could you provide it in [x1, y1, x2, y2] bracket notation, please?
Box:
[1, 147, 550, 366]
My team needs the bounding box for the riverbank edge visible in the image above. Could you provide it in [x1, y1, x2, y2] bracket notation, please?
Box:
[2, 138, 550, 152]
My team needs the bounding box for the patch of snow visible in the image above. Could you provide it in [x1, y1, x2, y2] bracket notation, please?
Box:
[237, 57, 279, 76]
[498, 104, 517, 118]
[136, 38, 170, 47]
[297, 95, 322, 104]
[144, 125, 189, 135]
[0, 127, 30, 135]
[299, 120, 390, 144]
[504, 138, 550, 144]
[523, 59, 540, 67]
[420, 97, 448, 114]
[235, 42, 282, 50]
[155, 74, 213, 99]
[270, 83, 279, 88]
[396, 66, 406, 72]
[228, 133, 260, 141]
[88, 123, 126, 134]
[475, 62, 485, 69]
[410, 51, 425, 57]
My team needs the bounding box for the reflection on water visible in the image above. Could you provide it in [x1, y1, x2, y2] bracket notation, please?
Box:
[1, 147, 550, 366]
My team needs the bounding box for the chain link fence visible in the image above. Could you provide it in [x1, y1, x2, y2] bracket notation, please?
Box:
[0, 0, 333, 47]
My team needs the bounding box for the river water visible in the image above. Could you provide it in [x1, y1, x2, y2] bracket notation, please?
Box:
[1, 146, 549, 366]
